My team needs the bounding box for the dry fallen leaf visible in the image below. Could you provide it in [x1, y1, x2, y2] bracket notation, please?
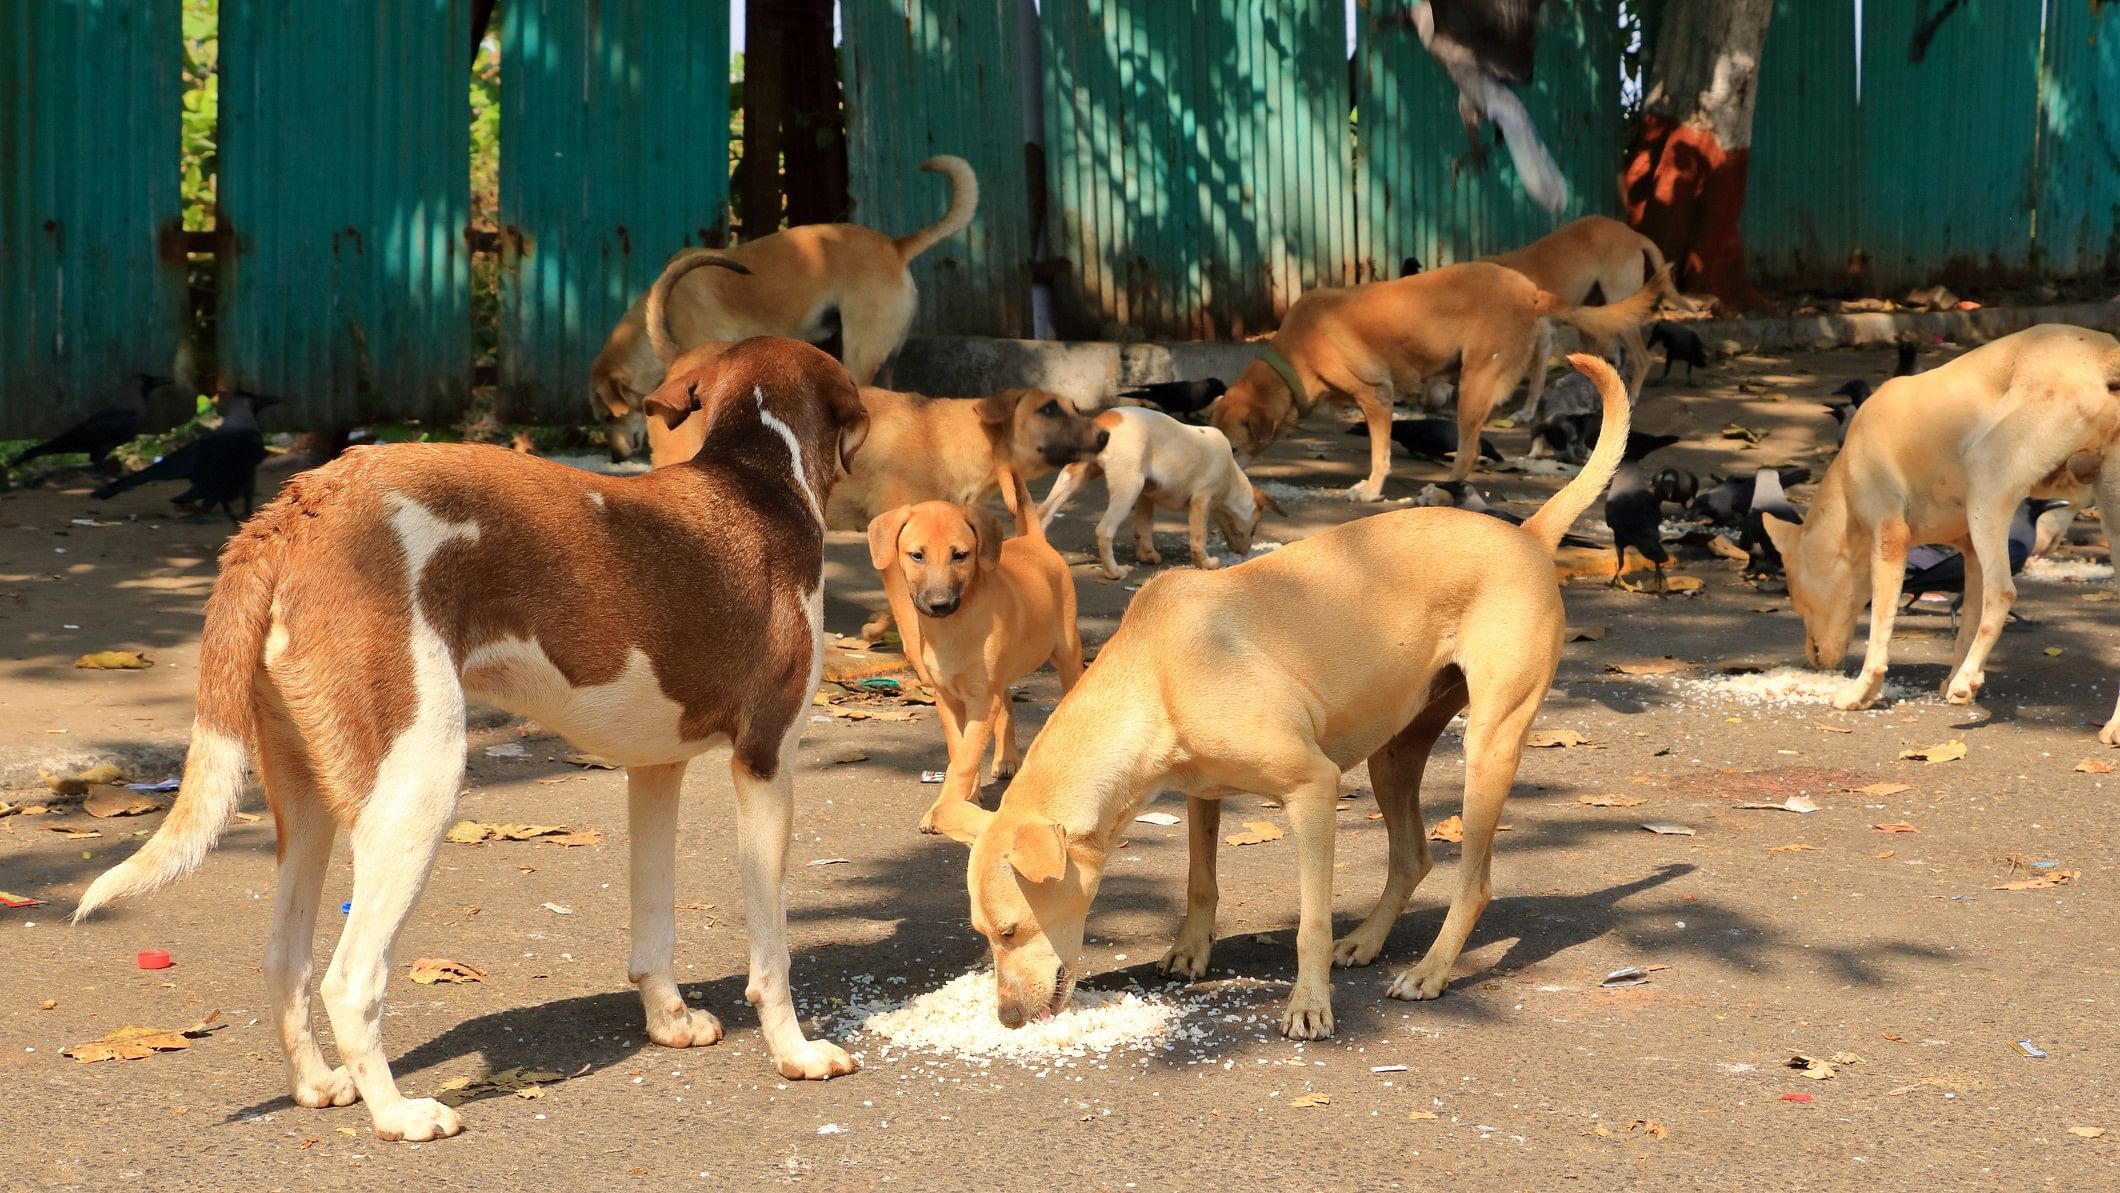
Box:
[1787, 1054, 1836, 1080]
[234, 812, 262, 823]
[1872, 822, 1919, 834]
[1607, 659, 1690, 676]
[2070, 1126, 2107, 1139]
[1577, 794, 1647, 808]
[63, 1011, 220, 1063]
[1429, 815, 1464, 843]
[2075, 758, 2115, 774]
[1288, 1092, 1330, 1108]
[1526, 729, 1590, 749]
[563, 752, 618, 769]
[545, 830, 601, 848]
[1768, 843, 1819, 855]
[1224, 820, 1284, 847]
[2045, 646, 2064, 657]
[39, 762, 125, 797]
[1899, 739, 1967, 764]
[1407, 1110, 1439, 1121]
[1874, 850, 1895, 859]
[1993, 869, 2077, 891]
[40, 999, 57, 1010]
[1854, 782, 1912, 796]
[435, 1066, 565, 1107]
[1628, 1119, 1670, 1140]
[1815, 724, 1854, 734]
[45, 825, 101, 840]
[1566, 625, 1607, 642]
[446, 821, 571, 844]
[83, 789, 161, 818]
[1640, 822, 1696, 836]
[407, 958, 487, 985]
[74, 650, 150, 670]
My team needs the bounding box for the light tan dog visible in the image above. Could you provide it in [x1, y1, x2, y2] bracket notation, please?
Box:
[75, 335, 868, 1142]
[1038, 406, 1279, 580]
[1212, 261, 1664, 499]
[1762, 324, 2120, 723]
[936, 355, 1630, 1037]
[870, 475, 1085, 833]
[1484, 215, 1692, 421]
[590, 155, 977, 455]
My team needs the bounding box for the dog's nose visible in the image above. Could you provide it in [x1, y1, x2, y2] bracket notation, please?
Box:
[919, 593, 960, 617]
[996, 1001, 1025, 1029]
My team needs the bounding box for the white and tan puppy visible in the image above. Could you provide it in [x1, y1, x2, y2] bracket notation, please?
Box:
[76, 335, 868, 1142]
[869, 475, 1085, 834]
[1762, 324, 2120, 724]
[1037, 406, 1279, 580]
[937, 355, 1631, 1038]
[590, 155, 977, 454]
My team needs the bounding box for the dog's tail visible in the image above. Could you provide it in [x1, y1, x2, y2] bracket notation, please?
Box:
[1636, 239, 1697, 312]
[1539, 266, 1670, 345]
[644, 251, 753, 367]
[893, 156, 979, 263]
[74, 522, 283, 921]
[1521, 354, 1630, 555]
[1007, 467, 1046, 542]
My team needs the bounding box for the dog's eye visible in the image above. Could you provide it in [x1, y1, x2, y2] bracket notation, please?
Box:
[1039, 401, 1059, 416]
[908, 550, 924, 563]
[951, 548, 969, 562]
[998, 923, 1017, 940]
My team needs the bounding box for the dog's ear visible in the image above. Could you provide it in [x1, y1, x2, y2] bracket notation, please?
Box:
[866, 506, 914, 571]
[643, 377, 705, 430]
[931, 800, 993, 847]
[977, 391, 1019, 429]
[1759, 512, 1804, 563]
[1004, 816, 1068, 884]
[967, 504, 1006, 571]
[593, 373, 635, 421]
[827, 378, 870, 472]
[1253, 486, 1285, 517]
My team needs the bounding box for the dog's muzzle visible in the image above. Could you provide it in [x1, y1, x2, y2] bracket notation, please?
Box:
[917, 592, 961, 618]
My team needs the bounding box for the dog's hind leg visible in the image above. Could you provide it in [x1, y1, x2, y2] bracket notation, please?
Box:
[1943, 498, 2020, 704]
[1832, 517, 1913, 711]
[255, 700, 356, 1110]
[1335, 682, 1468, 968]
[1159, 796, 1223, 979]
[1037, 462, 1092, 529]
[1510, 321, 1556, 423]
[627, 761, 724, 1050]
[1280, 758, 1347, 1038]
[1186, 494, 1219, 569]
[1390, 657, 1546, 1002]
[990, 691, 1020, 781]
[1349, 388, 1396, 501]
[1131, 495, 1162, 566]
[1092, 476, 1143, 579]
[728, 740, 857, 1080]
[1946, 537, 1983, 677]
[1452, 356, 1522, 482]
[1618, 325, 1651, 401]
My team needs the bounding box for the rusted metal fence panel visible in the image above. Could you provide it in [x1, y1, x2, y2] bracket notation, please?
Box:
[1041, 0, 1355, 339]
[1355, 0, 1623, 283]
[0, 0, 188, 439]
[216, 0, 470, 425]
[841, 0, 1033, 338]
[498, 0, 731, 422]
[1744, 0, 1863, 289]
[2035, 0, 2120, 279]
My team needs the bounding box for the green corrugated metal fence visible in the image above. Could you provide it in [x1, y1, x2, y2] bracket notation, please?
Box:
[216, 0, 470, 425]
[1355, 0, 1623, 282]
[0, 0, 188, 439]
[2035, 1, 2120, 279]
[1039, 0, 1355, 339]
[498, 0, 732, 422]
[1743, 0, 1862, 288]
[840, 0, 1034, 338]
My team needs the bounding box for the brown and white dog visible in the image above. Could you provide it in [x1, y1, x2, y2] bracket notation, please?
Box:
[937, 355, 1631, 1038]
[75, 335, 869, 1142]
[868, 475, 1085, 833]
[1484, 214, 1693, 422]
[1762, 324, 2120, 724]
[1037, 405, 1277, 580]
[590, 155, 978, 456]
[1212, 261, 1664, 499]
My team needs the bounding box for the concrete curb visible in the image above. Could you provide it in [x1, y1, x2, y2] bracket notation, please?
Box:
[896, 302, 2120, 401]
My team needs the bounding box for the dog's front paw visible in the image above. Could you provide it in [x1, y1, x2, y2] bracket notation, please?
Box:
[1386, 956, 1451, 1002]
[1193, 553, 1222, 571]
[1099, 563, 1131, 582]
[292, 1065, 359, 1108]
[773, 1039, 859, 1081]
[989, 757, 1018, 781]
[1830, 678, 1878, 711]
[2102, 720, 2120, 748]
[1943, 672, 1984, 704]
[1280, 984, 1335, 1040]
[1159, 932, 1213, 980]
[370, 1097, 463, 1143]
[1332, 928, 1387, 968]
[646, 1003, 725, 1049]
[1345, 482, 1385, 503]
[1136, 544, 1164, 566]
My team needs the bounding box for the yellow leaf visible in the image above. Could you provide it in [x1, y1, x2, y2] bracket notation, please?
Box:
[63, 1011, 220, 1063]
[1289, 1092, 1330, 1108]
[1224, 820, 1284, 846]
[1899, 739, 1967, 763]
[39, 762, 124, 797]
[40, 999, 57, 1010]
[1872, 822, 1919, 834]
[1429, 815, 1464, 843]
[1993, 869, 2077, 891]
[2044, 647, 2064, 657]
[2075, 758, 2115, 774]
[545, 830, 601, 848]
[407, 957, 487, 985]
[335, 1127, 358, 1138]
[73, 650, 150, 670]
[2070, 1126, 2106, 1139]
[1787, 1054, 1836, 1080]
[1768, 843, 1818, 855]
[1526, 729, 1590, 749]
[445, 820, 492, 844]
[1408, 1110, 1439, 1121]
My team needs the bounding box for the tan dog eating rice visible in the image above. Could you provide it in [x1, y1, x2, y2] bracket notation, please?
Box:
[936, 354, 1632, 1037]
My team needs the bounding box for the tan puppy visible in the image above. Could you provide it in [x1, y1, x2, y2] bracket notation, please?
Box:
[1763, 324, 2120, 720]
[869, 475, 1084, 833]
[1212, 262, 1663, 500]
[1038, 406, 1279, 580]
[75, 336, 868, 1141]
[590, 155, 977, 454]
[1484, 215, 1692, 420]
[936, 355, 1630, 1037]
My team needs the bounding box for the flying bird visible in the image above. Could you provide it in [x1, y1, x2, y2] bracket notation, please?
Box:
[1380, 1, 1568, 214]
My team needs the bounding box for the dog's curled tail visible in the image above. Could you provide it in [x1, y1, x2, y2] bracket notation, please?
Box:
[1521, 354, 1630, 554]
[893, 156, 979, 263]
[644, 251, 754, 366]
[74, 526, 283, 921]
[1540, 265, 1671, 345]
[1636, 240, 1697, 312]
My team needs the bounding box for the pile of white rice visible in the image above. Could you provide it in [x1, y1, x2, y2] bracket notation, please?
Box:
[2022, 557, 2113, 584]
[845, 970, 1182, 1064]
[1678, 666, 1914, 707]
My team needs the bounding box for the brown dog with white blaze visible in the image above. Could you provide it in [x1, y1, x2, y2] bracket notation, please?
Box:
[937, 354, 1631, 1038]
[1211, 261, 1665, 500]
[869, 474, 1085, 833]
[1761, 324, 2120, 725]
[75, 335, 868, 1142]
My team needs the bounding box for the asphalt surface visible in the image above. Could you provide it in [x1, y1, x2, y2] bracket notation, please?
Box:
[3, 344, 2117, 1190]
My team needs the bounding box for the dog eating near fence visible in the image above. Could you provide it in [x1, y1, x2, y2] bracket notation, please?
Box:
[75, 333, 868, 1142]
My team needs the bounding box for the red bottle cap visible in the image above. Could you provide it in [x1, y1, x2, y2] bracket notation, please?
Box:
[137, 949, 172, 970]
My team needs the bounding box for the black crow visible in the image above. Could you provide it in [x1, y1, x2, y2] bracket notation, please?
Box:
[1117, 378, 1226, 418]
[1692, 467, 1811, 525]
[1424, 480, 1599, 548]
[1832, 377, 1873, 408]
[94, 391, 283, 523]
[1646, 321, 1707, 383]
[1901, 498, 2071, 612]
[1400, 255, 1425, 278]
[1894, 339, 1920, 376]
[1344, 417, 1504, 463]
[1653, 467, 1699, 508]
[1741, 466, 1801, 574]
[1380, 1, 1566, 214]
[9, 373, 170, 470]
[1604, 459, 1670, 590]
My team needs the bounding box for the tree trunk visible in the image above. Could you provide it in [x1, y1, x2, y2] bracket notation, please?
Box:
[1621, 0, 1773, 311]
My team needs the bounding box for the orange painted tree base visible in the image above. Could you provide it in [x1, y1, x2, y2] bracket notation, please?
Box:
[1623, 114, 1763, 312]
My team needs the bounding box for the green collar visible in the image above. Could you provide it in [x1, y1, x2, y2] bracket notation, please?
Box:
[1257, 343, 1313, 418]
